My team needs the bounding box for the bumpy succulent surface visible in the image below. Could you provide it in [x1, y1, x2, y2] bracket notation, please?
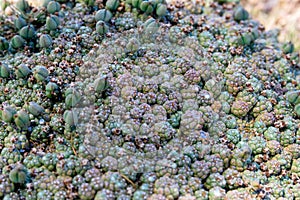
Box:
[0, 0, 299, 199]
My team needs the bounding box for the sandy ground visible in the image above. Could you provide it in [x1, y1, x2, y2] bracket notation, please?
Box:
[241, 0, 300, 52]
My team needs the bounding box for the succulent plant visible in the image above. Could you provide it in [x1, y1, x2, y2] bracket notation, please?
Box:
[156, 3, 167, 17]
[45, 82, 59, 98]
[26, 101, 45, 117]
[286, 90, 300, 105]
[19, 25, 35, 40]
[0, 36, 9, 51]
[282, 41, 294, 54]
[295, 103, 300, 117]
[39, 34, 52, 48]
[105, 0, 120, 11]
[94, 75, 109, 93]
[63, 109, 78, 126]
[143, 17, 159, 36]
[139, 1, 154, 14]
[9, 164, 30, 184]
[10, 35, 25, 49]
[233, 6, 249, 21]
[14, 16, 27, 30]
[95, 20, 109, 35]
[0, 63, 10, 78]
[95, 9, 113, 22]
[14, 109, 30, 130]
[47, 1, 61, 14]
[65, 89, 81, 108]
[33, 65, 49, 82]
[1, 105, 16, 123]
[46, 15, 60, 30]
[15, 0, 29, 12]
[0, 0, 299, 199]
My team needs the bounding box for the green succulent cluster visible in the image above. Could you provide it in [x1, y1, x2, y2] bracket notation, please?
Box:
[126, 0, 168, 17]
[0, 0, 299, 199]
[0, 0, 63, 53]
